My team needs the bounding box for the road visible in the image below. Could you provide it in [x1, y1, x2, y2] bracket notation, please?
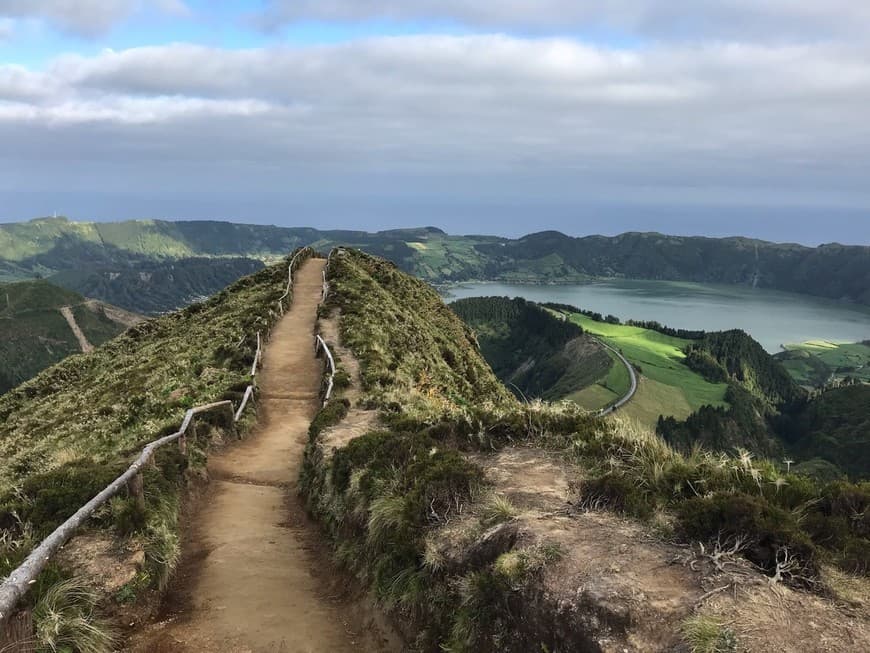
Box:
[594, 338, 638, 416]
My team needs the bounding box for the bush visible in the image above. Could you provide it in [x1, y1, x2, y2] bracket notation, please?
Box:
[676, 492, 817, 576]
[579, 474, 655, 520]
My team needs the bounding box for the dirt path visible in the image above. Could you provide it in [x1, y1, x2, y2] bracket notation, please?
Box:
[127, 258, 398, 653]
[59, 305, 93, 353]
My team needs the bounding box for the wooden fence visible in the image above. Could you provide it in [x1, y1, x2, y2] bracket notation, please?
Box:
[0, 249, 313, 646]
[314, 335, 336, 405]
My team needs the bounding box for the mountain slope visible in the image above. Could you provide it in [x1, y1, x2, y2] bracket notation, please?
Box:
[0, 279, 142, 394]
[450, 296, 613, 400]
[301, 248, 870, 651]
[4, 217, 870, 307]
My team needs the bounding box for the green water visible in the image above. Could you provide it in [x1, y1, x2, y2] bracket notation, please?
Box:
[446, 280, 870, 352]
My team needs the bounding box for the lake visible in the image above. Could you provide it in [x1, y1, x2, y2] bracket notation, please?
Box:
[444, 280, 870, 352]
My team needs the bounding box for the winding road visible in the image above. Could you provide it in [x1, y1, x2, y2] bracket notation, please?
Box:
[595, 339, 638, 416]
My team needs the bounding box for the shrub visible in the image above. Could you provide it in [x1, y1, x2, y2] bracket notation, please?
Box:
[579, 474, 655, 520]
[676, 492, 817, 576]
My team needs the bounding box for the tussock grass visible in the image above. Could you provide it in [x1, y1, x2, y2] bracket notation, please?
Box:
[680, 615, 738, 653]
[33, 577, 116, 653]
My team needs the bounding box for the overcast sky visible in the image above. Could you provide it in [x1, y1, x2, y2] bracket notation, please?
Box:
[1, 1, 869, 245]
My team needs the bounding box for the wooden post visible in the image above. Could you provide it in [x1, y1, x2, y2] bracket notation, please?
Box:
[224, 404, 239, 439]
[178, 431, 187, 456]
[0, 609, 35, 653]
[128, 471, 145, 512]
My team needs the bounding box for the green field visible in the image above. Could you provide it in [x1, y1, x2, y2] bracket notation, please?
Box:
[564, 313, 729, 425]
[779, 340, 870, 386]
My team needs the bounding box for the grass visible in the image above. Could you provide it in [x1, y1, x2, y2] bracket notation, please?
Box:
[567, 312, 729, 422]
[680, 615, 738, 653]
[33, 577, 116, 653]
[324, 248, 516, 419]
[0, 280, 132, 394]
[780, 340, 870, 385]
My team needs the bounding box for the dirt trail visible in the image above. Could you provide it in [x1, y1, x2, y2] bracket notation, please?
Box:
[59, 305, 93, 353]
[127, 258, 398, 653]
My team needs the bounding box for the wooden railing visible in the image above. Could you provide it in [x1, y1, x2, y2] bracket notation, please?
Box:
[0, 249, 311, 636]
[314, 335, 336, 405]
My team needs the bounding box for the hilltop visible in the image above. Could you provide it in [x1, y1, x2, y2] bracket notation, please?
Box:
[4, 218, 870, 312]
[0, 279, 141, 394]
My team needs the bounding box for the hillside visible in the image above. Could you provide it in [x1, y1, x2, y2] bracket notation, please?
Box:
[0, 279, 142, 394]
[300, 248, 870, 651]
[776, 340, 870, 387]
[450, 296, 613, 401]
[4, 218, 870, 309]
[0, 256, 299, 646]
[780, 384, 870, 480]
[51, 257, 265, 314]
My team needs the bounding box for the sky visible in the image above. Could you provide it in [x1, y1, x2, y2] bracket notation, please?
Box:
[1, 1, 869, 245]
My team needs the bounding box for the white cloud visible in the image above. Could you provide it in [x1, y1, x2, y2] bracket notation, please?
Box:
[0, 0, 190, 36]
[0, 35, 868, 207]
[257, 1, 870, 41]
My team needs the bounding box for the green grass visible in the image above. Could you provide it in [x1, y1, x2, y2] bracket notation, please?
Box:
[0, 253, 307, 529]
[567, 313, 729, 421]
[0, 280, 134, 394]
[567, 383, 619, 411]
[781, 340, 870, 385]
[324, 249, 516, 418]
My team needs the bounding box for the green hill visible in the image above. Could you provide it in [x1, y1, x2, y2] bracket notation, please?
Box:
[776, 340, 870, 387]
[450, 296, 613, 401]
[4, 218, 870, 309]
[0, 255, 298, 629]
[0, 279, 142, 394]
[780, 384, 870, 480]
[51, 257, 265, 314]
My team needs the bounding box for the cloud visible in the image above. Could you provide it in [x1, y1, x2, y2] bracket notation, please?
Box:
[257, 1, 870, 41]
[0, 0, 190, 37]
[0, 35, 869, 213]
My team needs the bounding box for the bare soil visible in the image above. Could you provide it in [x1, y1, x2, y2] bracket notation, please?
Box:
[125, 258, 400, 653]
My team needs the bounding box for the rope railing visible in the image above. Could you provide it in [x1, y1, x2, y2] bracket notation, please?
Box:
[0, 250, 312, 633]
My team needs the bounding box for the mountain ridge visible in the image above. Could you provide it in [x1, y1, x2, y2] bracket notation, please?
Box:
[3, 217, 870, 309]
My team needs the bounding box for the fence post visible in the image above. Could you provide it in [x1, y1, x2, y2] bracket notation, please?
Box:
[128, 471, 145, 512]
[0, 608, 35, 652]
[224, 404, 239, 439]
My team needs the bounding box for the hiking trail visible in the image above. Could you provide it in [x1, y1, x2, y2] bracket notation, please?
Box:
[126, 257, 399, 653]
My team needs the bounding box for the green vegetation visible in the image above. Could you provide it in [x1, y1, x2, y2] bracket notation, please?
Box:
[685, 330, 805, 406]
[562, 311, 729, 423]
[323, 249, 515, 417]
[680, 615, 738, 653]
[53, 257, 265, 315]
[303, 249, 870, 650]
[0, 252, 307, 634]
[5, 217, 870, 312]
[0, 279, 138, 394]
[777, 340, 870, 387]
[780, 385, 870, 480]
[450, 296, 612, 400]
